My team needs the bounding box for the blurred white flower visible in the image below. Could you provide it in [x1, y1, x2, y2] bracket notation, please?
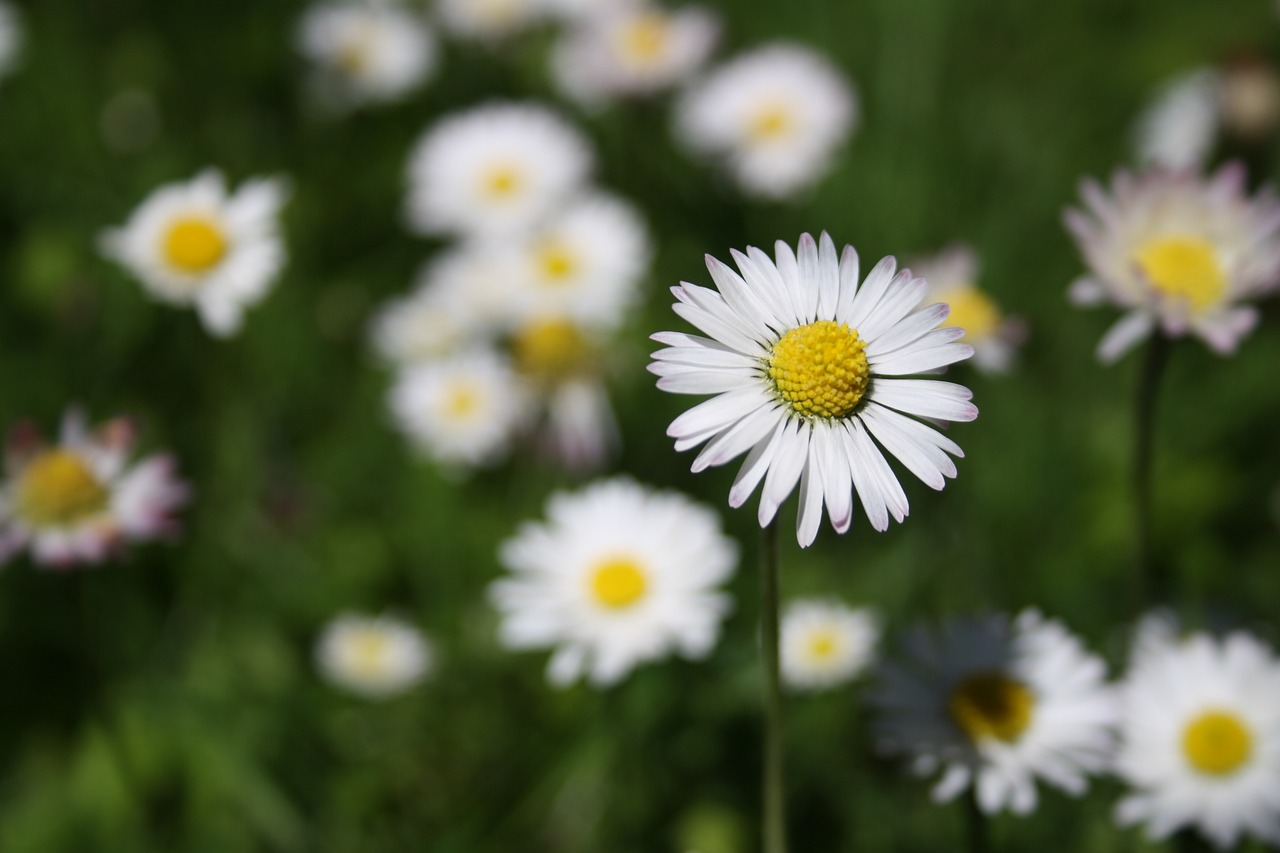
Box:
[370, 277, 474, 366]
[1114, 630, 1280, 849]
[540, 0, 639, 23]
[0, 2, 21, 82]
[780, 598, 879, 691]
[316, 613, 433, 699]
[101, 170, 290, 337]
[910, 244, 1024, 374]
[0, 410, 189, 569]
[1133, 69, 1221, 171]
[436, 0, 543, 42]
[1065, 164, 1280, 362]
[491, 477, 737, 687]
[675, 43, 856, 199]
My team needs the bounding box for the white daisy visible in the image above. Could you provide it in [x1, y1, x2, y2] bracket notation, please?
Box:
[0, 410, 189, 569]
[909, 244, 1024, 374]
[490, 477, 737, 687]
[674, 43, 856, 199]
[780, 598, 879, 691]
[870, 610, 1118, 816]
[1064, 163, 1280, 362]
[435, 0, 543, 43]
[1115, 630, 1280, 849]
[101, 170, 289, 337]
[370, 280, 472, 366]
[296, 0, 437, 109]
[405, 102, 593, 238]
[540, 0, 639, 23]
[649, 231, 977, 548]
[1134, 68, 1221, 171]
[315, 612, 433, 699]
[0, 1, 21, 82]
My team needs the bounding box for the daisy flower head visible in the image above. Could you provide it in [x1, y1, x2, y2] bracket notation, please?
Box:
[0, 1, 21, 82]
[674, 43, 856, 199]
[369, 276, 474, 366]
[316, 612, 434, 699]
[0, 410, 189, 569]
[436, 0, 543, 43]
[870, 611, 1118, 816]
[101, 170, 290, 337]
[649, 232, 977, 548]
[910, 244, 1024, 374]
[491, 477, 737, 687]
[780, 598, 879, 691]
[1064, 163, 1280, 362]
[1114, 630, 1280, 849]
[1134, 69, 1221, 172]
[405, 102, 593, 238]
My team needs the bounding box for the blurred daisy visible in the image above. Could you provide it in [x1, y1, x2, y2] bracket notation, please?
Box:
[370, 279, 473, 366]
[0, 1, 21, 81]
[649, 232, 977, 548]
[296, 0, 437, 109]
[0, 410, 189, 569]
[436, 0, 542, 43]
[910, 244, 1024, 374]
[675, 44, 856, 199]
[780, 598, 879, 691]
[1115, 630, 1280, 849]
[870, 611, 1117, 815]
[491, 477, 737, 687]
[406, 102, 593, 237]
[1134, 69, 1221, 171]
[1065, 163, 1280, 362]
[541, 0, 639, 23]
[316, 613, 433, 699]
[102, 170, 289, 337]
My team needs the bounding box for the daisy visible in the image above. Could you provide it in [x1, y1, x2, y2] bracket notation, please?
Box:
[315, 612, 433, 699]
[870, 610, 1118, 816]
[0, 410, 189, 569]
[101, 170, 289, 337]
[1133, 69, 1221, 172]
[405, 102, 593, 238]
[909, 244, 1024, 374]
[780, 598, 879, 691]
[1064, 163, 1280, 362]
[0, 1, 21, 82]
[674, 44, 856, 199]
[1115, 629, 1280, 849]
[369, 263, 484, 366]
[435, 0, 543, 43]
[490, 477, 737, 687]
[649, 231, 977, 548]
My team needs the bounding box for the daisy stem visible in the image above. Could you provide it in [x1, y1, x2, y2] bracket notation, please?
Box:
[964, 792, 990, 853]
[760, 519, 789, 853]
[1133, 332, 1171, 610]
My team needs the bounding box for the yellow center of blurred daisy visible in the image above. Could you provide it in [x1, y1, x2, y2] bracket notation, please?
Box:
[620, 14, 669, 62]
[1133, 235, 1226, 311]
[937, 285, 1001, 342]
[534, 240, 579, 284]
[768, 321, 870, 419]
[589, 557, 648, 609]
[513, 319, 590, 383]
[1182, 710, 1253, 776]
[806, 630, 839, 661]
[748, 103, 795, 142]
[348, 630, 389, 677]
[337, 38, 372, 74]
[163, 216, 227, 274]
[16, 449, 110, 527]
[949, 671, 1034, 743]
[481, 165, 523, 200]
[443, 385, 480, 420]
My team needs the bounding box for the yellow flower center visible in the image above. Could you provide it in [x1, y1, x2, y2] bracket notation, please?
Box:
[589, 556, 649, 609]
[513, 319, 591, 383]
[16, 449, 110, 527]
[348, 630, 390, 678]
[806, 630, 839, 662]
[937, 285, 1002, 342]
[481, 165, 523, 201]
[337, 37, 372, 74]
[949, 671, 1035, 744]
[162, 216, 228, 274]
[620, 14, 669, 63]
[534, 240, 579, 285]
[767, 321, 870, 419]
[748, 103, 795, 142]
[1183, 710, 1253, 776]
[1133, 235, 1226, 312]
[443, 384, 480, 420]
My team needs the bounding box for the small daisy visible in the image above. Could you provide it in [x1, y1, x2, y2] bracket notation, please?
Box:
[674, 44, 856, 199]
[370, 268, 478, 366]
[1064, 163, 1280, 362]
[1134, 69, 1221, 171]
[405, 102, 593, 238]
[491, 477, 737, 687]
[910, 244, 1024, 374]
[101, 170, 289, 337]
[649, 232, 977, 548]
[435, 0, 543, 43]
[0, 410, 189, 569]
[1115, 630, 1280, 849]
[870, 611, 1118, 815]
[780, 598, 879, 691]
[315, 612, 433, 699]
[0, 1, 21, 82]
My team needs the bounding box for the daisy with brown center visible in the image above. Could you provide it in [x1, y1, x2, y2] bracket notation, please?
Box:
[315, 613, 433, 699]
[909, 244, 1025, 374]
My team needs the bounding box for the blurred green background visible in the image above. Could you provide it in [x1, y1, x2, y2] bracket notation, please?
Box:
[1, 0, 1279, 850]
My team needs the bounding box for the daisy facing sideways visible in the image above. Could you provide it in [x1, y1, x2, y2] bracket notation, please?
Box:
[780, 597, 879, 691]
[315, 612, 434, 699]
[649, 231, 977, 548]
[909, 243, 1024, 374]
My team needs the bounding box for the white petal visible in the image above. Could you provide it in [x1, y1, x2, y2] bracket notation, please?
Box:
[871, 378, 978, 422]
[655, 368, 760, 395]
[758, 419, 808, 527]
[845, 256, 898, 328]
[690, 402, 783, 472]
[871, 341, 974, 375]
[729, 419, 786, 508]
[667, 387, 770, 439]
[815, 232, 841, 320]
[1096, 310, 1153, 364]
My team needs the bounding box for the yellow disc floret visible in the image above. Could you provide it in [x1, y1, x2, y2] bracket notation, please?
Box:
[347, 629, 391, 678]
[1183, 710, 1253, 776]
[163, 216, 228, 274]
[1133, 235, 1227, 312]
[534, 240, 579, 285]
[589, 556, 649, 609]
[481, 164, 523, 200]
[806, 630, 839, 662]
[513, 319, 591, 383]
[767, 320, 870, 419]
[620, 14, 669, 63]
[949, 671, 1035, 743]
[937, 285, 1002, 342]
[16, 449, 110, 527]
[748, 103, 795, 142]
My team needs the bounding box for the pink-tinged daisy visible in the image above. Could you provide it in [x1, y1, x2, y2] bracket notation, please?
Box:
[649, 232, 977, 547]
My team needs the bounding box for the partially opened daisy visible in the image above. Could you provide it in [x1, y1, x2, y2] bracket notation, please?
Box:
[780, 598, 879, 691]
[649, 232, 977, 547]
[0, 410, 189, 568]
[101, 170, 289, 337]
[1114, 629, 1280, 849]
[910, 244, 1024, 374]
[316, 612, 434, 699]
[490, 477, 737, 687]
[870, 611, 1118, 815]
[1064, 163, 1280, 362]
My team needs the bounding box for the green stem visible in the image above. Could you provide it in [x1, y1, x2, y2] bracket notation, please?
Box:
[1133, 332, 1171, 611]
[964, 791, 989, 853]
[760, 521, 788, 853]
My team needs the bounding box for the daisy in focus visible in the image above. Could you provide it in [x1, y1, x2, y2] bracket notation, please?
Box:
[102, 170, 290, 337]
[490, 477, 737, 687]
[674, 44, 856, 199]
[0, 410, 189, 569]
[870, 610, 1117, 816]
[316, 613, 434, 699]
[435, 0, 543, 42]
[780, 598, 879, 691]
[649, 231, 977, 548]
[0, 1, 21, 82]
[1064, 163, 1280, 362]
[909, 244, 1024, 374]
[1114, 629, 1280, 849]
